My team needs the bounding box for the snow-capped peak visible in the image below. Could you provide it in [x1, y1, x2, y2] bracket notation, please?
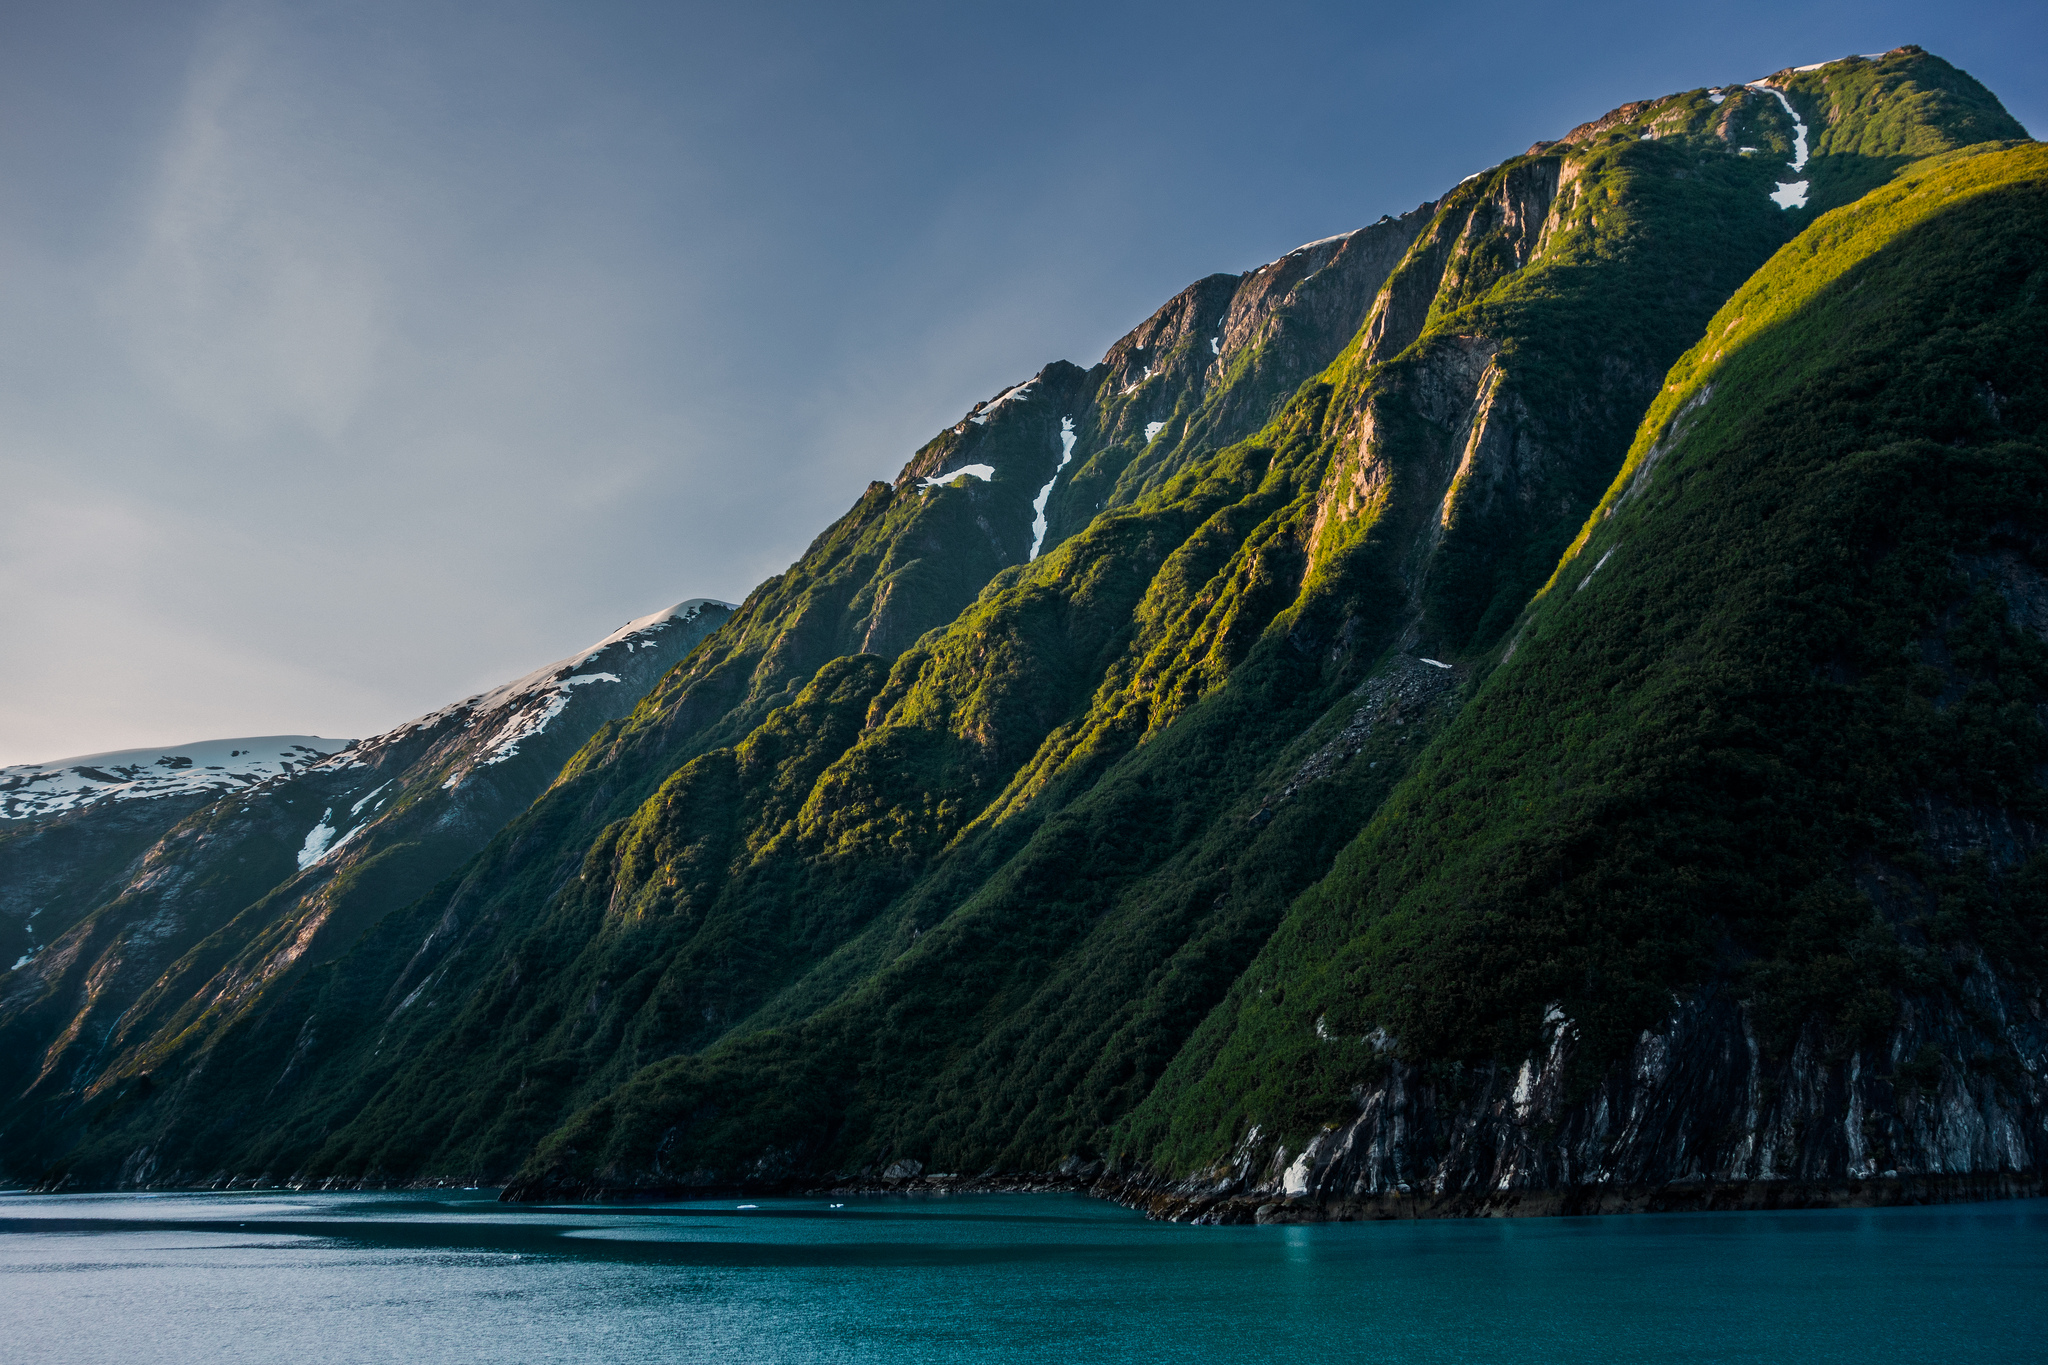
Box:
[1, 736, 354, 821]
[374, 598, 738, 782]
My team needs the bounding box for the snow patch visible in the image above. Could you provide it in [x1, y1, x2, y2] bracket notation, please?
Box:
[1285, 229, 1357, 257]
[919, 463, 996, 489]
[477, 673, 623, 768]
[1029, 418, 1079, 561]
[1, 736, 352, 822]
[1210, 337, 1221, 356]
[968, 379, 1039, 426]
[1419, 658, 1452, 669]
[1746, 84, 1810, 209]
[1769, 179, 1810, 211]
[350, 781, 393, 817]
[297, 810, 338, 870]
[1144, 421, 1167, 443]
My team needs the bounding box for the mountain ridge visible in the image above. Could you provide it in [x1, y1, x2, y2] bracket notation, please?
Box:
[3, 47, 2043, 1221]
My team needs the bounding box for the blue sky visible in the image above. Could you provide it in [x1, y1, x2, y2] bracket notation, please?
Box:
[1, 0, 2041, 764]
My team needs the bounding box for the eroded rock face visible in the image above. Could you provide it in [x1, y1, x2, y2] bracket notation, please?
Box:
[1119, 973, 2048, 1223]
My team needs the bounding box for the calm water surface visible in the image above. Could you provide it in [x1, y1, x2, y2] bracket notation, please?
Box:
[1, 1189, 2042, 1362]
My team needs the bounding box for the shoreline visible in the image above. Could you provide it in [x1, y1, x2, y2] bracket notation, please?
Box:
[9, 1168, 2042, 1223]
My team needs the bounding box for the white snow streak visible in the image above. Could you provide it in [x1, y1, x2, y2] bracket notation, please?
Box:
[476, 673, 623, 768]
[1145, 421, 1167, 443]
[1029, 418, 1079, 561]
[297, 809, 338, 870]
[967, 379, 1040, 426]
[349, 780, 393, 817]
[919, 464, 996, 489]
[1578, 545, 1618, 592]
[1747, 84, 1810, 209]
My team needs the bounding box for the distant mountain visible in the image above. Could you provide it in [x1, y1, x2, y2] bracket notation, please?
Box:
[6, 47, 2044, 1218]
[0, 599, 730, 1161]
[1, 736, 349, 975]
[2, 737, 353, 823]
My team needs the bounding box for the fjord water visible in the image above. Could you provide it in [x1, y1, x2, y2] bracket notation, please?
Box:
[1, 1192, 2041, 1363]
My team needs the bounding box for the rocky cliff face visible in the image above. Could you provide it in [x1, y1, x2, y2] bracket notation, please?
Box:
[1118, 976, 2047, 1223]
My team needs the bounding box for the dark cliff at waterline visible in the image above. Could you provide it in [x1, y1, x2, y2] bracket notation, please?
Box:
[5, 50, 2044, 1219]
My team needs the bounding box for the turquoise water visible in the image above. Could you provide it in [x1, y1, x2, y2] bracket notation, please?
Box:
[1, 1190, 2042, 1362]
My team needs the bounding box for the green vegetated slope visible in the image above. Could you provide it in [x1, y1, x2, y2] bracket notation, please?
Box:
[4, 192, 1430, 1186]
[1122, 138, 2048, 1182]
[9, 48, 2034, 1197]
[483, 56, 2007, 1194]
[0, 604, 732, 1178]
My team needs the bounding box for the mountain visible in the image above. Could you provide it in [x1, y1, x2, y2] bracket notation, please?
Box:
[0, 600, 731, 1172]
[4, 47, 2043, 1217]
[1, 736, 350, 973]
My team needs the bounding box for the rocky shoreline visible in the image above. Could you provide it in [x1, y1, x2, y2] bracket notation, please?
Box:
[1099, 1169, 2047, 1224]
[12, 1165, 2042, 1225]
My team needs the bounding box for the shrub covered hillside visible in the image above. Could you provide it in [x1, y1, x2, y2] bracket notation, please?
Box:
[6, 49, 2041, 1215]
[1120, 139, 2048, 1217]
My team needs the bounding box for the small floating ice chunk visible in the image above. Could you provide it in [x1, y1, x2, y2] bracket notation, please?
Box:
[919, 463, 996, 489]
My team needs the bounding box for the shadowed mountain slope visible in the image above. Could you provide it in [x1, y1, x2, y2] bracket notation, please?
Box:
[0, 601, 731, 1175]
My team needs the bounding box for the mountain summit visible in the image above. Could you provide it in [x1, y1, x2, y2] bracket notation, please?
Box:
[4, 49, 2044, 1219]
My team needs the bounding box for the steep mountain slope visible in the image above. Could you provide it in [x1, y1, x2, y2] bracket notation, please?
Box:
[1, 737, 349, 971]
[6, 48, 2038, 1211]
[0, 600, 730, 1175]
[479, 48, 2023, 1200]
[7, 160, 1450, 1190]
[1118, 138, 2048, 1218]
